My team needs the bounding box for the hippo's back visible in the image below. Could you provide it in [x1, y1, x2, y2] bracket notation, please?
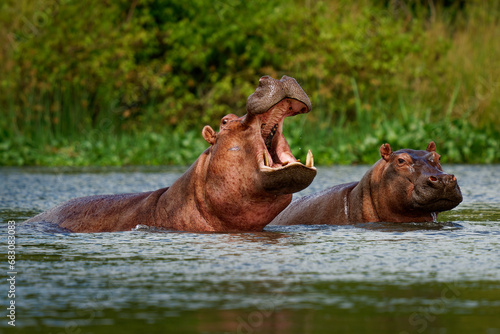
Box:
[269, 182, 357, 226]
[25, 188, 169, 232]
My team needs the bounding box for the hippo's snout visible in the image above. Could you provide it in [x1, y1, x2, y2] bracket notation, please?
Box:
[246, 75, 312, 116]
[428, 173, 457, 188]
[418, 171, 462, 211]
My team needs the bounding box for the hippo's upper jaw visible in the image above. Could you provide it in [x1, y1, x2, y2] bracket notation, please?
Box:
[245, 76, 317, 195]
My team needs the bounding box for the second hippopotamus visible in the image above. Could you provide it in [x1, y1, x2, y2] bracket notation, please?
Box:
[270, 142, 462, 226]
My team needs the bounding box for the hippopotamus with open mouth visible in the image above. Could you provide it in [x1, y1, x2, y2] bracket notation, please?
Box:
[25, 75, 317, 232]
[270, 141, 462, 226]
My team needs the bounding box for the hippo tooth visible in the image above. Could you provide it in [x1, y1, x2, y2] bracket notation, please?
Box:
[306, 150, 314, 168]
[263, 152, 270, 167]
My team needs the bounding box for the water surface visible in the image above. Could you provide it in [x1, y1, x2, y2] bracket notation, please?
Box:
[1, 165, 499, 333]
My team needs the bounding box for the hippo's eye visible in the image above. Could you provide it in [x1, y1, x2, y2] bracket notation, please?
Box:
[398, 158, 405, 164]
[222, 119, 228, 125]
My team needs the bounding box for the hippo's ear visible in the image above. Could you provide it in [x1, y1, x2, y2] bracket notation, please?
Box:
[426, 141, 436, 152]
[380, 143, 392, 161]
[202, 126, 216, 145]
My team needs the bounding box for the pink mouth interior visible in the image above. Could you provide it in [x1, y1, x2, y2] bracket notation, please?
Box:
[258, 98, 308, 167]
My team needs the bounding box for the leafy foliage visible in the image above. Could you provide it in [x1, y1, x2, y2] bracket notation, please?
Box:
[0, 0, 499, 165]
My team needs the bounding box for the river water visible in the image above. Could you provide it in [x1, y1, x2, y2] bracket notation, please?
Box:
[0, 165, 499, 334]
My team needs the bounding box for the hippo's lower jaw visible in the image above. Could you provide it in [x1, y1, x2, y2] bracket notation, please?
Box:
[414, 197, 463, 213]
[261, 158, 317, 195]
[412, 186, 463, 212]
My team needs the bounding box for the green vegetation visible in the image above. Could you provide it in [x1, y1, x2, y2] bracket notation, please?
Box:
[1, 0, 499, 166]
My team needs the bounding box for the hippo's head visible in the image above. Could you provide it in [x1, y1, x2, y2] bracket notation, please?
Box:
[199, 75, 316, 230]
[375, 142, 463, 221]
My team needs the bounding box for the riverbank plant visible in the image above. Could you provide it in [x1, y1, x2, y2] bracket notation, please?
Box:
[1, 0, 499, 166]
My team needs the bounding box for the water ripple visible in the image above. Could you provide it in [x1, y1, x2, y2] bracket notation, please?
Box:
[0, 165, 499, 330]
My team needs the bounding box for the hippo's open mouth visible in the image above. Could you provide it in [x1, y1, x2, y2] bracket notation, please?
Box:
[255, 98, 317, 194]
[243, 75, 317, 195]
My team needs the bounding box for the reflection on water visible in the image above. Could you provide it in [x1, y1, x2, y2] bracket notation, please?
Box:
[0, 165, 499, 333]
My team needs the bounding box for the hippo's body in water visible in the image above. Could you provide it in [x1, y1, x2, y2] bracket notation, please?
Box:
[25, 76, 317, 232]
[270, 142, 462, 226]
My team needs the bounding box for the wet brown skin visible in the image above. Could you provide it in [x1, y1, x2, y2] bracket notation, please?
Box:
[25, 76, 317, 232]
[270, 142, 463, 226]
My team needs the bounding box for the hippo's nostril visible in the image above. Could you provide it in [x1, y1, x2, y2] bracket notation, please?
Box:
[429, 176, 438, 182]
[443, 174, 457, 185]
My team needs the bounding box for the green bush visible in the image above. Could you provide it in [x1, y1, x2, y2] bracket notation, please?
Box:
[0, 0, 499, 166]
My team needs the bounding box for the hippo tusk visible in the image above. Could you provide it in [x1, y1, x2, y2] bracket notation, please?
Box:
[306, 150, 314, 168]
[263, 151, 271, 167]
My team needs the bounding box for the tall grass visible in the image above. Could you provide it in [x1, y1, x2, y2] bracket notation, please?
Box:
[0, 84, 208, 166]
[399, 1, 500, 128]
[287, 83, 500, 165]
[1, 0, 499, 166]
[1, 84, 499, 166]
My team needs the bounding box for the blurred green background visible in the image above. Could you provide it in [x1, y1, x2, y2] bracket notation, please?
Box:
[1, 0, 499, 166]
